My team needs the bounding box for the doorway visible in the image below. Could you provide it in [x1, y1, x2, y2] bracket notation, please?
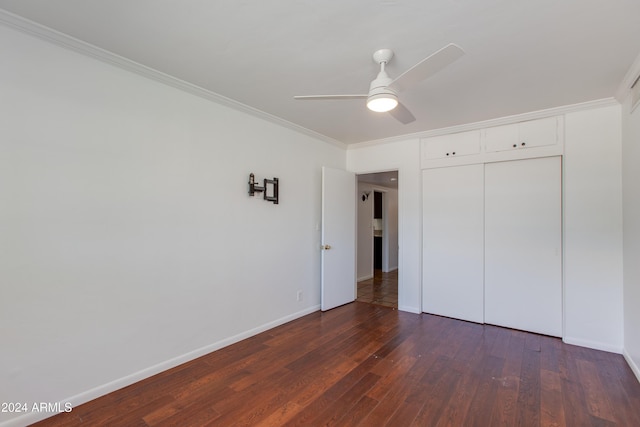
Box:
[355, 171, 399, 308]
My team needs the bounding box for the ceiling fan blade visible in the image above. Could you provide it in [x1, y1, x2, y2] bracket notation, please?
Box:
[294, 94, 368, 100]
[388, 102, 416, 124]
[389, 43, 465, 93]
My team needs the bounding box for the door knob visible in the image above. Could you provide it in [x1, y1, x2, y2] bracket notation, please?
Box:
[321, 244, 332, 250]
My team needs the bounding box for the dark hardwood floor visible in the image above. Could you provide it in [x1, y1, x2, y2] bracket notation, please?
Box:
[357, 269, 398, 308]
[32, 303, 640, 426]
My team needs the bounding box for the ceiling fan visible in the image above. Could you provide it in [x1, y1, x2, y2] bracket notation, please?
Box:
[294, 44, 465, 124]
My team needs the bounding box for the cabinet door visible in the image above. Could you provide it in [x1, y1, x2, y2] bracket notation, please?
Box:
[484, 156, 562, 336]
[518, 117, 558, 149]
[484, 123, 518, 152]
[422, 164, 484, 323]
[422, 130, 481, 160]
[484, 117, 558, 153]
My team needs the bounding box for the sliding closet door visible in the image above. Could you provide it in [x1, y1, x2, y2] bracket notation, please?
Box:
[484, 156, 562, 336]
[422, 164, 484, 323]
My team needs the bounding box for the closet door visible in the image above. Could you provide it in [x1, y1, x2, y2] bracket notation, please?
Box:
[484, 156, 562, 336]
[422, 164, 484, 323]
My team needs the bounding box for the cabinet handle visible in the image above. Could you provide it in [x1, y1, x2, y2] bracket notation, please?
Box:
[512, 144, 517, 148]
[521, 142, 526, 146]
[446, 152, 449, 156]
[452, 152, 456, 155]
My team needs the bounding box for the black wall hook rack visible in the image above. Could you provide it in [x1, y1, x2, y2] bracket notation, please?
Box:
[248, 173, 279, 204]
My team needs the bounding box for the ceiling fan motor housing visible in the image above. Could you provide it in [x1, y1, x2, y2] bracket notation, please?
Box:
[367, 69, 398, 112]
[366, 48, 398, 112]
[369, 72, 395, 95]
[369, 48, 395, 96]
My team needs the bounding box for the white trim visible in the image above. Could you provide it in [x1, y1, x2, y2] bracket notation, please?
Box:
[349, 98, 619, 150]
[399, 305, 420, 314]
[562, 336, 623, 355]
[357, 273, 374, 282]
[615, 51, 640, 102]
[623, 349, 640, 384]
[0, 9, 345, 150]
[0, 305, 320, 427]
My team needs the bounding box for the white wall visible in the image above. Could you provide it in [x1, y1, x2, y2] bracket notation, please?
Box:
[622, 94, 640, 379]
[356, 182, 374, 281]
[347, 140, 422, 313]
[383, 188, 399, 272]
[563, 105, 624, 352]
[0, 25, 345, 425]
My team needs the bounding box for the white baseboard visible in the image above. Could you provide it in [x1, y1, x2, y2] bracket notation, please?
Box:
[562, 336, 623, 354]
[398, 305, 420, 314]
[0, 305, 320, 427]
[623, 348, 640, 384]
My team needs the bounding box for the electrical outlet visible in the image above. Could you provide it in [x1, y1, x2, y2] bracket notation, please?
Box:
[296, 290, 303, 302]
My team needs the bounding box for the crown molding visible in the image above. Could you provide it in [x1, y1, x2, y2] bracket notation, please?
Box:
[348, 98, 620, 150]
[616, 50, 640, 102]
[0, 9, 346, 150]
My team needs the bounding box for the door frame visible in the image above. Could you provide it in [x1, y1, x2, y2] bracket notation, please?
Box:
[355, 170, 400, 301]
[372, 188, 394, 273]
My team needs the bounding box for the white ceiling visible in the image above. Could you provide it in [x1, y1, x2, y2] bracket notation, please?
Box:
[1, 0, 639, 145]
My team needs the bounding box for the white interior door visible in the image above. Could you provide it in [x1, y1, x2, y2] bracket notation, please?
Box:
[422, 164, 485, 323]
[321, 167, 356, 311]
[484, 156, 562, 336]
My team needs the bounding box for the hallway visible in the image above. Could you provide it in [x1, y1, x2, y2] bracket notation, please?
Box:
[356, 269, 398, 308]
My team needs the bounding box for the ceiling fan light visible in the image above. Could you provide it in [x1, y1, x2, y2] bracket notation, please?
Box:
[367, 93, 398, 112]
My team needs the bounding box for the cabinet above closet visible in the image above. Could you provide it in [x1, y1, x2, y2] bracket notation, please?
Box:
[483, 116, 559, 153]
[422, 129, 481, 160]
[421, 115, 564, 169]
